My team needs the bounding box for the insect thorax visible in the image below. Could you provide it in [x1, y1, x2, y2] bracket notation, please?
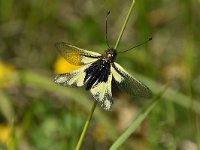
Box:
[105, 48, 117, 62]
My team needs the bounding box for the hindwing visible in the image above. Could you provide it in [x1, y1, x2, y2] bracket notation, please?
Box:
[90, 73, 113, 110]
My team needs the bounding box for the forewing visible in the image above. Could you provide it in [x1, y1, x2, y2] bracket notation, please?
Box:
[90, 74, 113, 110]
[54, 64, 90, 87]
[111, 62, 152, 98]
[55, 42, 101, 65]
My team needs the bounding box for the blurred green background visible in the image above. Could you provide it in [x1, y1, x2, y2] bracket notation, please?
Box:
[0, 0, 200, 149]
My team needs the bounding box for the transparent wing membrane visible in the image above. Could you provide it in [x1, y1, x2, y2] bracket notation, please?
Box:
[55, 42, 101, 65]
[112, 62, 152, 98]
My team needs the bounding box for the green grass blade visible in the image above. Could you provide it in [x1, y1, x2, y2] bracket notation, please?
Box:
[0, 91, 15, 123]
[109, 87, 167, 150]
[131, 71, 200, 115]
[8, 120, 17, 150]
[75, 102, 97, 150]
[114, 0, 135, 50]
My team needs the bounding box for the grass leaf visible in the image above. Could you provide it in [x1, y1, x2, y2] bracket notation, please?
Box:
[109, 87, 167, 150]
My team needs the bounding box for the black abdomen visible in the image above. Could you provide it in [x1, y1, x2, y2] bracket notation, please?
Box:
[84, 59, 111, 90]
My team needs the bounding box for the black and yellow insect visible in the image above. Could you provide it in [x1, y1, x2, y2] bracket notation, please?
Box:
[54, 42, 152, 110]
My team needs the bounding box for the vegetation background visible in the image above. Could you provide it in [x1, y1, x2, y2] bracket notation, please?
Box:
[0, 0, 200, 149]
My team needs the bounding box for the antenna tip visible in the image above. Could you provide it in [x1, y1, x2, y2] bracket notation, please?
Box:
[149, 37, 152, 41]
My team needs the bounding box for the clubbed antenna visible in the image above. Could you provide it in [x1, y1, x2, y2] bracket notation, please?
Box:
[118, 37, 152, 53]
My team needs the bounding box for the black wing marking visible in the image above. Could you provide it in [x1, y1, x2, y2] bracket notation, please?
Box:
[111, 62, 152, 98]
[90, 73, 113, 110]
[82, 59, 113, 110]
[55, 42, 101, 65]
[54, 59, 113, 110]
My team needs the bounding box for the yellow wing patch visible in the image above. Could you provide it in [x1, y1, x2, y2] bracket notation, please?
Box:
[63, 52, 82, 65]
[55, 42, 101, 65]
[111, 65, 124, 83]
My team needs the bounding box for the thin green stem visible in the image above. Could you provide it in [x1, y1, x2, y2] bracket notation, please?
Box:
[76, 0, 136, 149]
[114, 0, 135, 50]
[8, 119, 17, 150]
[75, 102, 97, 150]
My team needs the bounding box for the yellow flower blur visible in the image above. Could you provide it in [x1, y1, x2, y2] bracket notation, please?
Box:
[0, 62, 16, 88]
[54, 57, 82, 74]
[0, 124, 10, 145]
